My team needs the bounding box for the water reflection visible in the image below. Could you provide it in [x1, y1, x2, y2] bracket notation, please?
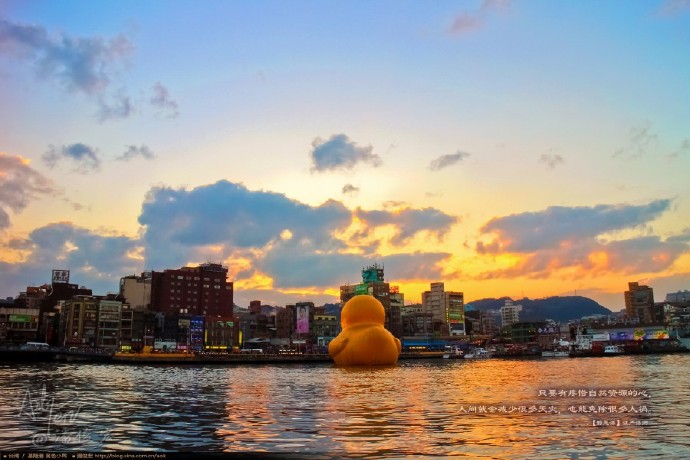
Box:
[1, 356, 689, 458]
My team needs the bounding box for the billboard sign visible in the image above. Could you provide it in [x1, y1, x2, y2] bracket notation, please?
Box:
[52, 269, 70, 284]
[355, 284, 369, 295]
[297, 304, 309, 334]
[9, 314, 35, 323]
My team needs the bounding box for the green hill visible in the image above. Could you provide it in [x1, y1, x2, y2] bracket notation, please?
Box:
[465, 296, 612, 323]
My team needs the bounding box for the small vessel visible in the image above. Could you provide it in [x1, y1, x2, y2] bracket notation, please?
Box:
[464, 347, 491, 359]
[670, 325, 690, 350]
[542, 339, 570, 358]
[443, 346, 464, 359]
[603, 344, 624, 354]
[542, 350, 570, 358]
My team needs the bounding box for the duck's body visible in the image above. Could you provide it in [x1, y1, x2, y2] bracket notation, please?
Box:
[328, 295, 401, 366]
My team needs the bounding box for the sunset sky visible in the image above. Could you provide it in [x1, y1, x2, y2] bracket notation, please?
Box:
[1, 0, 689, 311]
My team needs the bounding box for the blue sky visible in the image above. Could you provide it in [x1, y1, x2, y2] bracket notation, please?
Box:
[1, 0, 689, 310]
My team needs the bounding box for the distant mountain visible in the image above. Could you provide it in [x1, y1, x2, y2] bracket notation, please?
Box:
[236, 297, 608, 324]
[465, 296, 612, 323]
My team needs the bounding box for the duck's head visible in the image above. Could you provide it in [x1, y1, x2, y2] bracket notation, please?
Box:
[340, 295, 385, 329]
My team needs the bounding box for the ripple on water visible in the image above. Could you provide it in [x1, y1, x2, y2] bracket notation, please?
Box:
[1, 356, 689, 456]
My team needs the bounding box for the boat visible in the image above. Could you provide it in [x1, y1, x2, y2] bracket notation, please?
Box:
[1, 343, 115, 363]
[464, 347, 491, 359]
[670, 325, 690, 351]
[542, 350, 570, 358]
[603, 344, 625, 354]
[542, 339, 571, 358]
[0, 343, 57, 362]
[443, 346, 464, 359]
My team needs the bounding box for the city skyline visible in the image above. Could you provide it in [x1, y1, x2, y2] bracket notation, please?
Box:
[1, 1, 690, 310]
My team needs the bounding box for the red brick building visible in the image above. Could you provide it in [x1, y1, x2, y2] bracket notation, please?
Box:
[150, 263, 234, 317]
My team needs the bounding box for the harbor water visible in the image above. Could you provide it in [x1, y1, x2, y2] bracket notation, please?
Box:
[1, 354, 689, 458]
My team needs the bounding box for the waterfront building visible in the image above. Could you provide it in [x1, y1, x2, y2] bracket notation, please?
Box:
[464, 309, 481, 336]
[665, 290, 690, 304]
[339, 285, 356, 304]
[119, 307, 156, 351]
[400, 303, 422, 316]
[189, 316, 204, 351]
[120, 273, 152, 310]
[0, 303, 40, 344]
[149, 262, 234, 317]
[501, 299, 522, 328]
[508, 321, 560, 351]
[62, 295, 99, 347]
[402, 312, 433, 337]
[275, 307, 292, 339]
[624, 282, 655, 323]
[480, 310, 499, 335]
[312, 314, 338, 349]
[249, 300, 262, 314]
[204, 317, 237, 350]
[390, 288, 404, 325]
[509, 321, 538, 344]
[96, 299, 122, 350]
[421, 282, 465, 336]
[28, 278, 93, 345]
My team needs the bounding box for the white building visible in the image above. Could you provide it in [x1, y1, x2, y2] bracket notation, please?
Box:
[501, 299, 522, 328]
[421, 282, 465, 335]
[666, 290, 690, 303]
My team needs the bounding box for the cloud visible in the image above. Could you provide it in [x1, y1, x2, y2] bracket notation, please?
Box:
[42, 143, 101, 173]
[0, 17, 132, 95]
[150, 81, 179, 118]
[356, 207, 458, 245]
[117, 145, 155, 161]
[0, 153, 56, 229]
[0, 222, 141, 296]
[475, 200, 689, 279]
[478, 199, 672, 253]
[96, 90, 135, 122]
[0, 177, 460, 300]
[447, 0, 511, 36]
[429, 151, 471, 171]
[667, 139, 690, 161]
[656, 0, 690, 16]
[612, 121, 658, 159]
[538, 153, 564, 170]
[342, 184, 359, 196]
[138, 180, 353, 268]
[136, 179, 457, 291]
[259, 245, 450, 288]
[309, 134, 381, 173]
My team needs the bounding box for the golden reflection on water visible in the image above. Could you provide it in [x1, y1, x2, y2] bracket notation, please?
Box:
[213, 357, 682, 458]
[219, 368, 280, 452]
[2, 356, 683, 456]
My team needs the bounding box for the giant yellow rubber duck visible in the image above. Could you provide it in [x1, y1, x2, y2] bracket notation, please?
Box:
[328, 295, 401, 366]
